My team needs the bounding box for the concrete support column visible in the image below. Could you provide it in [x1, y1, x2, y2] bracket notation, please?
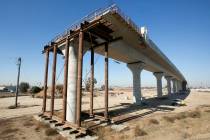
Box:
[172, 78, 176, 93]
[177, 81, 182, 92]
[182, 81, 187, 91]
[66, 40, 78, 123]
[175, 80, 179, 92]
[165, 76, 172, 95]
[153, 72, 164, 98]
[127, 62, 145, 104]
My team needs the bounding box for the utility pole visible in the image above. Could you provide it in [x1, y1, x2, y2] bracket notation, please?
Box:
[15, 57, 21, 107]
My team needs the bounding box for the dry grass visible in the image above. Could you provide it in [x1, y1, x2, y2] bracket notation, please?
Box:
[174, 112, 187, 120]
[45, 128, 58, 136]
[55, 135, 68, 140]
[134, 125, 147, 137]
[163, 116, 176, 123]
[205, 109, 210, 113]
[148, 119, 159, 125]
[163, 110, 201, 123]
[119, 133, 129, 140]
[95, 126, 112, 140]
[23, 119, 34, 127]
[188, 110, 201, 118]
[35, 122, 49, 131]
[183, 132, 191, 139]
[0, 128, 19, 135]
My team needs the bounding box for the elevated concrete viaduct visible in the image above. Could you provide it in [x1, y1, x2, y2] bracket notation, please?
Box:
[40, 4, 187, 132]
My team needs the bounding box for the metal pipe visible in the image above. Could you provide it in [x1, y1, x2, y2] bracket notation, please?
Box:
[76, 30, 84, 127]
[43, 50, 49, 113]
[50, 43, 57, 118]
[62, 37, 70, 122]
[104, 43, 109, 121]
[90, 47, 94, 117]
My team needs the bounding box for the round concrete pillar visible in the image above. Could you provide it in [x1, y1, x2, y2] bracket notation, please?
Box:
[172, 78, 177, 93]
[153, 72, 164, 98]
[127, 62, 145, 105]
[66, 41, 78, 123]
[177, 80, 182, 92]
[165, 76, 172, 95]
[59, 39, 89, 123]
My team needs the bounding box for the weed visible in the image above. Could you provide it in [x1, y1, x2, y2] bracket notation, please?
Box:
[188, 110, 201, 118]
[45, 128, 58, 136]
[175, 112, 187, 120]
[163, 116, 175, 123]
[35, 122, 49, 131]
[0, 128, 19, 135]
[134, 125, 147, 137]
[148, 119, 159, 125]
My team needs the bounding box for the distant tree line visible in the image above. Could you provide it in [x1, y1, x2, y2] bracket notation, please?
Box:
[19, 82, 41, 94]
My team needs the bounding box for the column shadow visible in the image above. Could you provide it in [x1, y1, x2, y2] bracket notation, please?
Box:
[82, 91, 190, 127]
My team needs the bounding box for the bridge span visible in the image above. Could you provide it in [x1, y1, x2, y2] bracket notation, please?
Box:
[41, 4, 187, 129]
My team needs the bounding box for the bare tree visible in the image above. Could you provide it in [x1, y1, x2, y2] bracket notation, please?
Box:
[84, 77, 97, 91]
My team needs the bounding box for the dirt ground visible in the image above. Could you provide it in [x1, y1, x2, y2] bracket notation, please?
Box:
[0, 116, 66, 140]
[0, 88, 210, 140]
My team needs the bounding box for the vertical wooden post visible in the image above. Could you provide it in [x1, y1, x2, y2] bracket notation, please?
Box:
[62, 37, 70, 122]
[50, 43, 57, 118]
[76, 30, 84, 127]
[90, 46, 94, 117]
[43, 49, 49, 113]
[104, 43, 109, 121]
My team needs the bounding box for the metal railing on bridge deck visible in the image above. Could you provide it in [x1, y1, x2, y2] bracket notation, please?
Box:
[48, 4, 142, 45]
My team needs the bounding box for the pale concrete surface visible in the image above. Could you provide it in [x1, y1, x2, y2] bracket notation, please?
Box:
[66, 41, 78, 123]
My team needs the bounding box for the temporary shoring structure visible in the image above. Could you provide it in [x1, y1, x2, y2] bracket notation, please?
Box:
[40, 4, 187, 134]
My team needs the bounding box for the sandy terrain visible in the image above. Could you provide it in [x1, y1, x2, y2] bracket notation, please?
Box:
[0, 89, 210, 140]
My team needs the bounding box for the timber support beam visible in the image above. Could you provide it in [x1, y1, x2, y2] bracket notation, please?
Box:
[90, 46, 94, 117]
[76, 29, 84, 127]
[50, 42, 57, 118]
[104, 43, 109, 121]
[62, 37, 70, 122]
[42, 48, 49, 113]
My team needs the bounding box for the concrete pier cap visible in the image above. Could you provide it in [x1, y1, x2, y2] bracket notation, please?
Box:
[127, 62, 145, 105]
[165, 76, 172, 95]
[153, 72, 164, 98]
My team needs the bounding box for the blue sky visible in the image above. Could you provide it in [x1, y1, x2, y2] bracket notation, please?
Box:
[0, 0, 209, 87]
